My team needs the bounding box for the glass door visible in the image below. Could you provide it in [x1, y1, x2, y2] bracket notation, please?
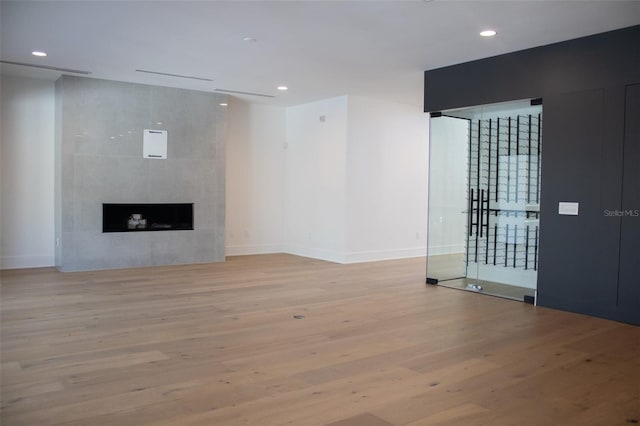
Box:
[427, 99, 542, 302]
[426, 115, 469, 284]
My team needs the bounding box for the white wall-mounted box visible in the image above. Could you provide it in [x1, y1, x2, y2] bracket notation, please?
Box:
[558, 202, 579, 215]
[143, 129, 167, 159]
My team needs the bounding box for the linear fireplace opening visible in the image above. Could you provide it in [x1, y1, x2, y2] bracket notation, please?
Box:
[103, 203, 194, 232]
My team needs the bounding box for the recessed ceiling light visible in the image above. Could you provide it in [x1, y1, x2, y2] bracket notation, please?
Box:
[32, 51, 47, 57]
[219, 103, 228, 106]
[277, 86, 288, 91]
[480, 30, 497, 37]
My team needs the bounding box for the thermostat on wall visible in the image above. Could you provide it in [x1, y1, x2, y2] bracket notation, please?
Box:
[143, 129, 167, 159]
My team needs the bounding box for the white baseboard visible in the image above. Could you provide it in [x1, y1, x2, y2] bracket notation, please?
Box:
[225, 244, 283, 256]
[1, 255, 55, 270]
[282, 245, 427, 264]
[343, 247, 427, 264]
[282, 244, 345, 264]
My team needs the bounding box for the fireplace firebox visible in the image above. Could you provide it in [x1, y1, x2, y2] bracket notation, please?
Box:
[103, 203, 193, 232]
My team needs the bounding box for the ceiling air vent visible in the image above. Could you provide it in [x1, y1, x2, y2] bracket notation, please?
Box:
[0, 60, 91, 75]
[135, 69, 213, 81]
[214, 88, 274, 98]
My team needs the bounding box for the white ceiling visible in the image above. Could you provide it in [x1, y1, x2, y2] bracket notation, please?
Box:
[1, 1, 639, 108]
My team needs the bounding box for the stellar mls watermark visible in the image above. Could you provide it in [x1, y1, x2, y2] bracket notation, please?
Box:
[604, 209, 640, 217]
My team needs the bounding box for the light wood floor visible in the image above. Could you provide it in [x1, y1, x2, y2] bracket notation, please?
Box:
[1, 254, 638, 425]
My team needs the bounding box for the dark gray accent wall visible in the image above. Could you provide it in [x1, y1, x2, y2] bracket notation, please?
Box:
[55, 76, 227, 271]
[423, 25, 640, 325]
[618, 84, 640, 324]
[539, 89, 622, 319]
[424, 25, 640, 112]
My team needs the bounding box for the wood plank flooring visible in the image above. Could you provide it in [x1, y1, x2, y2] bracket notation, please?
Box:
[1, 254, 638, 425]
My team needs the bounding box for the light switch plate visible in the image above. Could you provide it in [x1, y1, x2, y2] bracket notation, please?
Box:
[558, 202, 579, 215]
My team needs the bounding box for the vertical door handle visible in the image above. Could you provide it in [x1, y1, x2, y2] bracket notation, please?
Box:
[469, 188, 474, 236]
[479, 189, 485, 238]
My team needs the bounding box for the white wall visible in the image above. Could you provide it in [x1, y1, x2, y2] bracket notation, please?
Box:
[226, 98, 286, 255]
[1, 75, 55, 269]
[281, 95, 429, 264]
[284, 96, 348, 262]
[345, 95, 429, 262]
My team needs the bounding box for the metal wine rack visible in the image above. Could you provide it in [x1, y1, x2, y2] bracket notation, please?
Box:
[466, 113, 542, 271]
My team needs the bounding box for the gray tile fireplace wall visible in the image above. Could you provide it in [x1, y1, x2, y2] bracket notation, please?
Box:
[54, 76, 226, 271]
